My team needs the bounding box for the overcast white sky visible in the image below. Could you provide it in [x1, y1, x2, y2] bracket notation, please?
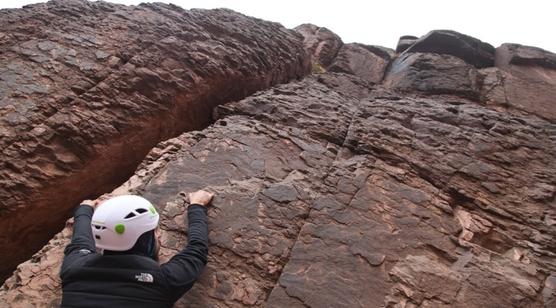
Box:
[2, 0, 555, 52]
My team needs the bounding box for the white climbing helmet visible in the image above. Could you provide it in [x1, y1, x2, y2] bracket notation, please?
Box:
[91, 195, 159, 251]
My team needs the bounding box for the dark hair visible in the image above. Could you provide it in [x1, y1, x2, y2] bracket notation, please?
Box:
[104, 230, 158, 261]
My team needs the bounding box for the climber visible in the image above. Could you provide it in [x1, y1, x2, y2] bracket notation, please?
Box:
[59, 190, 214, 307]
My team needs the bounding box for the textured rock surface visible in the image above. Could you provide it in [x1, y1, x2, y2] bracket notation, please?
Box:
[384, 52, 480, 99]
[0, 0, 309, 280]
[294, 23, 343, 67]
[495, 43, 556, 69]
[329, 43, 393, 83]
[1, 2, 556, 307]
[2, 71, 555, 306]
[480, 44, 556, 121]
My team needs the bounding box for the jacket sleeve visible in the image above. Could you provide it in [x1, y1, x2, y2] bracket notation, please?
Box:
[60, 204, 97, 277]
[161, 204, 208, 289]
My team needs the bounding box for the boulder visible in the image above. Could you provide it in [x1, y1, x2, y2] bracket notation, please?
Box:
[383, 52, 480, 99]
[404, 30, 495, 68]
[328, 43, 394, 83]
[396, 35, 418, 53]
[0, 0, 309, 281]
[294, 23, 343, 67]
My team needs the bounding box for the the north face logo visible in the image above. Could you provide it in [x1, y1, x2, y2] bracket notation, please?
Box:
[135, 273, 154, 283]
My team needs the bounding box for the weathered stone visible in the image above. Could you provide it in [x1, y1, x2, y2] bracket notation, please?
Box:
[0, 2, 555, 307]
[328, 43, 393, 83]
[479, 66, 556, 121]
[404, 30, 495, 68]
[294, 23, 343, 67]
[496, 43, 556, 70]
[384, 52, 480, 99]
[476, 43, 556, 122]
[2, 69, 555, 307]
[0, 0, 309, 281]
[396, 35, 418, 53]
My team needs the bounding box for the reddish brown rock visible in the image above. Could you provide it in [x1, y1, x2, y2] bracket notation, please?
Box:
[496, 43, 556, 70]
[479, 67, 556, 121]
[0, 0, 309, 281]
[404, 30, 495, 68]
[328, 43, 394, 83]
[0, 2, 555, 307]
[479, 44, 556, 121]
[294, 23, 343, 67]
[3, 71, 554, 307]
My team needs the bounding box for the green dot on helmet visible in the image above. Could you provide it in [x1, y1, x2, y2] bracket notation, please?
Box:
[115, 224, 125, 234]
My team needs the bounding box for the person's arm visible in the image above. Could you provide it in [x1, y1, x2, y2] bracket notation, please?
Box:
[60, 204, 97, 277]
[160, 203, 209, 288]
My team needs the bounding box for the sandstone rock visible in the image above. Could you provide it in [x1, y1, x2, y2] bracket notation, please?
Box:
[480, 44, 556, 121]
[294, 23, 343, 67]
[0, 1, 555, 307]
[0, 0, 309, 281]
[404, 30, 495, 68]
[396, 35, 418, 53]
[383, 52, 480, 99]
[479, 67, 556, 121]
[496, 43, 556, 70]
[5, 71, 554, 307]
[328, 43, 393, 83]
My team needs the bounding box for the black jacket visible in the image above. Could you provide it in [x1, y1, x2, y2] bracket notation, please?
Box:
[60, 203, 208, 308]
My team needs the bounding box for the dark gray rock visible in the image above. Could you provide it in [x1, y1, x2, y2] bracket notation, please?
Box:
[396, 35, 418, 53]
[404, 30, 495, 68]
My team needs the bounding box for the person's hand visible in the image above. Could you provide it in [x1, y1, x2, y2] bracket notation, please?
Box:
[188, 190, 214, 206]
[82, 194, 114, 210]
[81, 199, 101, 210]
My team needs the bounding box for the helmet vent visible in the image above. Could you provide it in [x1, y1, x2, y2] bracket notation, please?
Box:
[93, 225, 106, 230]
[124, 212, 136, 219]
[135, 208, 148, 214]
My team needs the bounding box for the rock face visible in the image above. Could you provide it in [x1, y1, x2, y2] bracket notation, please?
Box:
[0, 0, 309, 281]
[495, 43, 556, 69]
[478, 43, 556, 121]
[1, 1, 556, 307]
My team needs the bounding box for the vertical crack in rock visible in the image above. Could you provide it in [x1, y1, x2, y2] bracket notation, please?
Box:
[263, 102, 360, 303]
